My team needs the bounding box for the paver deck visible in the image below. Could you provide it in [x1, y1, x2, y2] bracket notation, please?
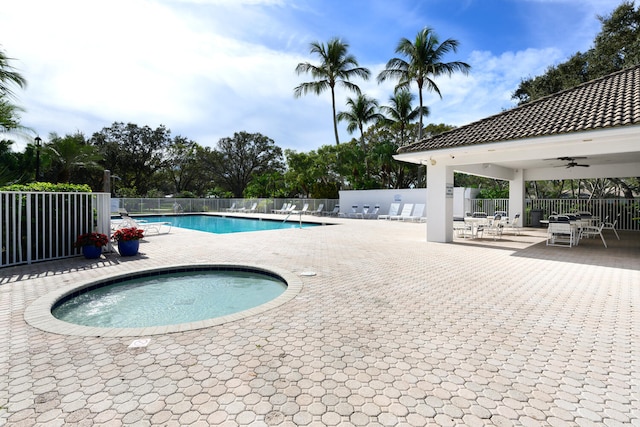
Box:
[1, 216, 638, 426]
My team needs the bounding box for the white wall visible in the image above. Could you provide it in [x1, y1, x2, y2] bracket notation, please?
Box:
[338, 187, 478, 217]
[339, 189, 426, 216]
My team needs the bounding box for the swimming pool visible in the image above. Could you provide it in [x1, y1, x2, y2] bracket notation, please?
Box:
[135, 214, 319, 234]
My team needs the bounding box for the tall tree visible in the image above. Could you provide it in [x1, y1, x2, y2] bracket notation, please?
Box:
[91, 122, 172, 196]
[380, 89, 427, 146]
[294, 38, 371, 145]
[377, 27, 470, 140]
[513, 1, 640, 104]
[205, 131, 284, 197]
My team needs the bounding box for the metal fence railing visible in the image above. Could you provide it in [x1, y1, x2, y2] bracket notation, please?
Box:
[115, 198, 340, 216]
[1, 192, 111, 267]
[467, 198, 640, 230]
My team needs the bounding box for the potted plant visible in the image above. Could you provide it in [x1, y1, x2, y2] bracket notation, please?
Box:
[74, 232, 109, 259]
[111, 227, 144, 256]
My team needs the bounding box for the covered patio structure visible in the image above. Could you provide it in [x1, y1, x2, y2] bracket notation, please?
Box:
[395, 65, 640, 242]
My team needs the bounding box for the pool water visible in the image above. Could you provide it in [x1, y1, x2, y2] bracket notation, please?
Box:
[52, 270, 286, 328]
[136, 214, 318, 234]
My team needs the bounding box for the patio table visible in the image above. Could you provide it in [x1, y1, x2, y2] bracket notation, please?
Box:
[464, 217, 490, 238]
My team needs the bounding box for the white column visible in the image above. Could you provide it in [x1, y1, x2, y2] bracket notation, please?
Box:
[509, 169, 525, 220]
[426, 162, 454, 242]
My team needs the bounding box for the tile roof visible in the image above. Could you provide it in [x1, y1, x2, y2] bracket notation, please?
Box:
[398, 65, 640, 154]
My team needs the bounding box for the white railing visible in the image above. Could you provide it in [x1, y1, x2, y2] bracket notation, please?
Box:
[115, 198, 339, 216]
[469, 198, 640, 230]
[1, 192, 111, 267]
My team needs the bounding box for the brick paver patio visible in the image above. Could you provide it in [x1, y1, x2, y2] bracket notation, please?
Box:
[1, 216, 638, 426]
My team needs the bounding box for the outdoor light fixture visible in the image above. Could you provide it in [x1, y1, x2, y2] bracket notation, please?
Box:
[34, 136, 42, 180]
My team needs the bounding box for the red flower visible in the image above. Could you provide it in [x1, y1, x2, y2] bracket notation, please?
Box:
[112, 227, 144, 242]
[75, 232, 109, 248]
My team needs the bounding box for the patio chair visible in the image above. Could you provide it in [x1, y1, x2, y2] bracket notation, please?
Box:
[339, 205, 359, 218]
[116, 216, 172, 235]
[453, 218, 472, 238]
[363, 205, 380, 219]
[355, 205, 370, 219]
[225, 202, 237, 212]
[390, 203, 414, 221]
[378, 203, 400, 220]
[405, 204, 425, 222]
[323, 205, 340, 216]
[310, 204, 324, 216]
[602, 214, 620, 240]
[292, 203, 308, 214]
[271, 203, 289, 214]
[237, 202, 258, 213]
[579, 222, 607, 248]
[504, 213, 521, 235]
[481, 214, 504, 240]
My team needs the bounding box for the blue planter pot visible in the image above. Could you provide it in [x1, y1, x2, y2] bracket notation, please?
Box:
[82, 245, 102, 259]
[118, 239, 140, 256]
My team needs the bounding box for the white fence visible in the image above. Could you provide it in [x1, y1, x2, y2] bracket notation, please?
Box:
[1, 192, 111, 267]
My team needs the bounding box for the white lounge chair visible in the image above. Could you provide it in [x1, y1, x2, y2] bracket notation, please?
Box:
[225, 203, 237, 212]
[363, 205, 380, 219]
[114, 216, 172, 235]
[237, 202, 258, 213]
[378, 203, 400, 220]
[271, 203, 289, 214]
[390, 203, 413, 221]
[310, 204, 324, 215]
[340, 205, 359, 218]
[405, 204, 425, 222]
[323, 205, 340, 216]
[292, 203, 309, 215]
[355, 205, 371, 219]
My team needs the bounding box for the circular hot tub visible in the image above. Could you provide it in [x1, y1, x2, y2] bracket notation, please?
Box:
[25, 264, 302, 337]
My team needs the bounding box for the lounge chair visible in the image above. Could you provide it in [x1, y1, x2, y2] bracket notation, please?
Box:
[114, 216, 172, 235]
[292, 203, 309, 215]
[390, 203, 414, 221]
[225, 203, 237, 212]
[237, 202, 258, 213]
[405, 204, 425, 222]
[355, 205, 371, 219]
[323, 205, 340, 216]
[363, 205, 380, 219]
[378, 203, 400, 220]
[271, 203, 289, 214]
[339, 205, 359, 218]
[310, 204, 324, 216]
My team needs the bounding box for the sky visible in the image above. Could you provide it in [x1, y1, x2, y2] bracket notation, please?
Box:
[1, 0, 619, 153]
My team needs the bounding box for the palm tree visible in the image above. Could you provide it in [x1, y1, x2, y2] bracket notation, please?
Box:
[377, 27, 470, 140]
[0, 47, 27, 132]
[337, 94, 385, 180]
[294, 38, 371, 145]
[45, 133, 103, 183]
[337, 94, 385, 150]
[380, 90, 428, 146]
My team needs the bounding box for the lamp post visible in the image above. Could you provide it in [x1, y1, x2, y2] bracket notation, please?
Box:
[34, 136, 42, 181]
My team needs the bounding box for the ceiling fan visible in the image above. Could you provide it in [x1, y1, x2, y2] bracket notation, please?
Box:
[545, 156, 590, 168]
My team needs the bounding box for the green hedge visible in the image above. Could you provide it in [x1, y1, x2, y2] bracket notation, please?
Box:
[0, 182, 92, 193]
